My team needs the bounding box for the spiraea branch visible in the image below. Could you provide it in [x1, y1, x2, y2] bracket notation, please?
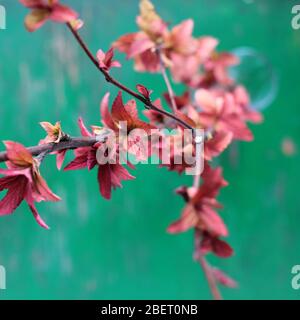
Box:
[0, 0, 264, 299]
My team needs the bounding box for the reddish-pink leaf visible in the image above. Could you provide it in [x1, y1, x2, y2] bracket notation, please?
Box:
[97, 48, 121, 71]
[35, 174, 61, 202]
[212, 268, 237, 288]
[128, 37, 153, 58]
[24, 9, 50, 32]
[78, 117, 92, 137]
[212, 238, 233, 258]
[56, 149, 67, 170]
[167, 205, 197, 234]
[64, 154, 88, 171]
[110, 164, 135, 189]
[204, 131, 233, 160]
[113, 33, 137, 55]
[98, 164, 112, 200]
[27, 201, 50, 230]
[4, 141, 33, 168]
[100, 93, 117, 130]
[136, 84, 152, 100]
[200, 205, 228, 237]
[50, 4, 78, 23]
[0, 176, 28, 215]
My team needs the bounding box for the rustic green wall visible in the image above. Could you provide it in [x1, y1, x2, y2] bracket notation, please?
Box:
[0, 0, 299, 299]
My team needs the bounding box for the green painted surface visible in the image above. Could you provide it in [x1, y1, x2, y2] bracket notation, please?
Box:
[0, 0, 299, 299]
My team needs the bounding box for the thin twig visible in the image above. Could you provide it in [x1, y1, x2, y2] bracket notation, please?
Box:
[193, 196, 222, 300]
[198, 253, 222, 300]
[157, 48, 178, 112]
[66, 23, 193, 132]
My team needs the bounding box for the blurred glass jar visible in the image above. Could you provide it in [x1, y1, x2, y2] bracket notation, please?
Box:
[229, 47, 279, 111]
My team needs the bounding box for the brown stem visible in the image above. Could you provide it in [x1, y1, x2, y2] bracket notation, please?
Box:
[193, 197, 222, 300]
[198, 253, 222, 300]
[0, 134, 109, 163]
[157, 48, 178, 112]
[66, 23, 193, 132]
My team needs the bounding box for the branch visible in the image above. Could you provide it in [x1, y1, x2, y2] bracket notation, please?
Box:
[157, 48, 178, 112]
[67, 23, 222, 300]
[198, 253, 222, 300]
[194, 230, 222, 300]
[66, 23, 193, 133]
[0, 133, 109, 163]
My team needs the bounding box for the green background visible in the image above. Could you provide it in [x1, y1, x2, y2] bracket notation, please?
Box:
[0, 0, 299, 299]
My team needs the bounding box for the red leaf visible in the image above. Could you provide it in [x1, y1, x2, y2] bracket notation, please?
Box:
[111, 91, 131, 123]
[136, 84, 152, 100]
[78, 117, 92, 137]
[167, 204, 198, 234]
[27, 198, 49, 230]
[164, 91, 190, 110]
[56, 149, 67, 170]
[200, 205, 228, 237]
[212, 238, 233, 258]
[0, 175, 28, 215]
[110, 164, 135, 189]
[113, 33, 137, 55]
[174, 110, 196, 128]
[98, 164, 112, 200]
[50, 4, 78, 23]
[64, 154, 88, 171]
[204, 131, 233, 160]
[4, 141, 33, 168]
[97, 48, 121, 71]
[212, 268, 237, 288]
[100, 93, 117, 130]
